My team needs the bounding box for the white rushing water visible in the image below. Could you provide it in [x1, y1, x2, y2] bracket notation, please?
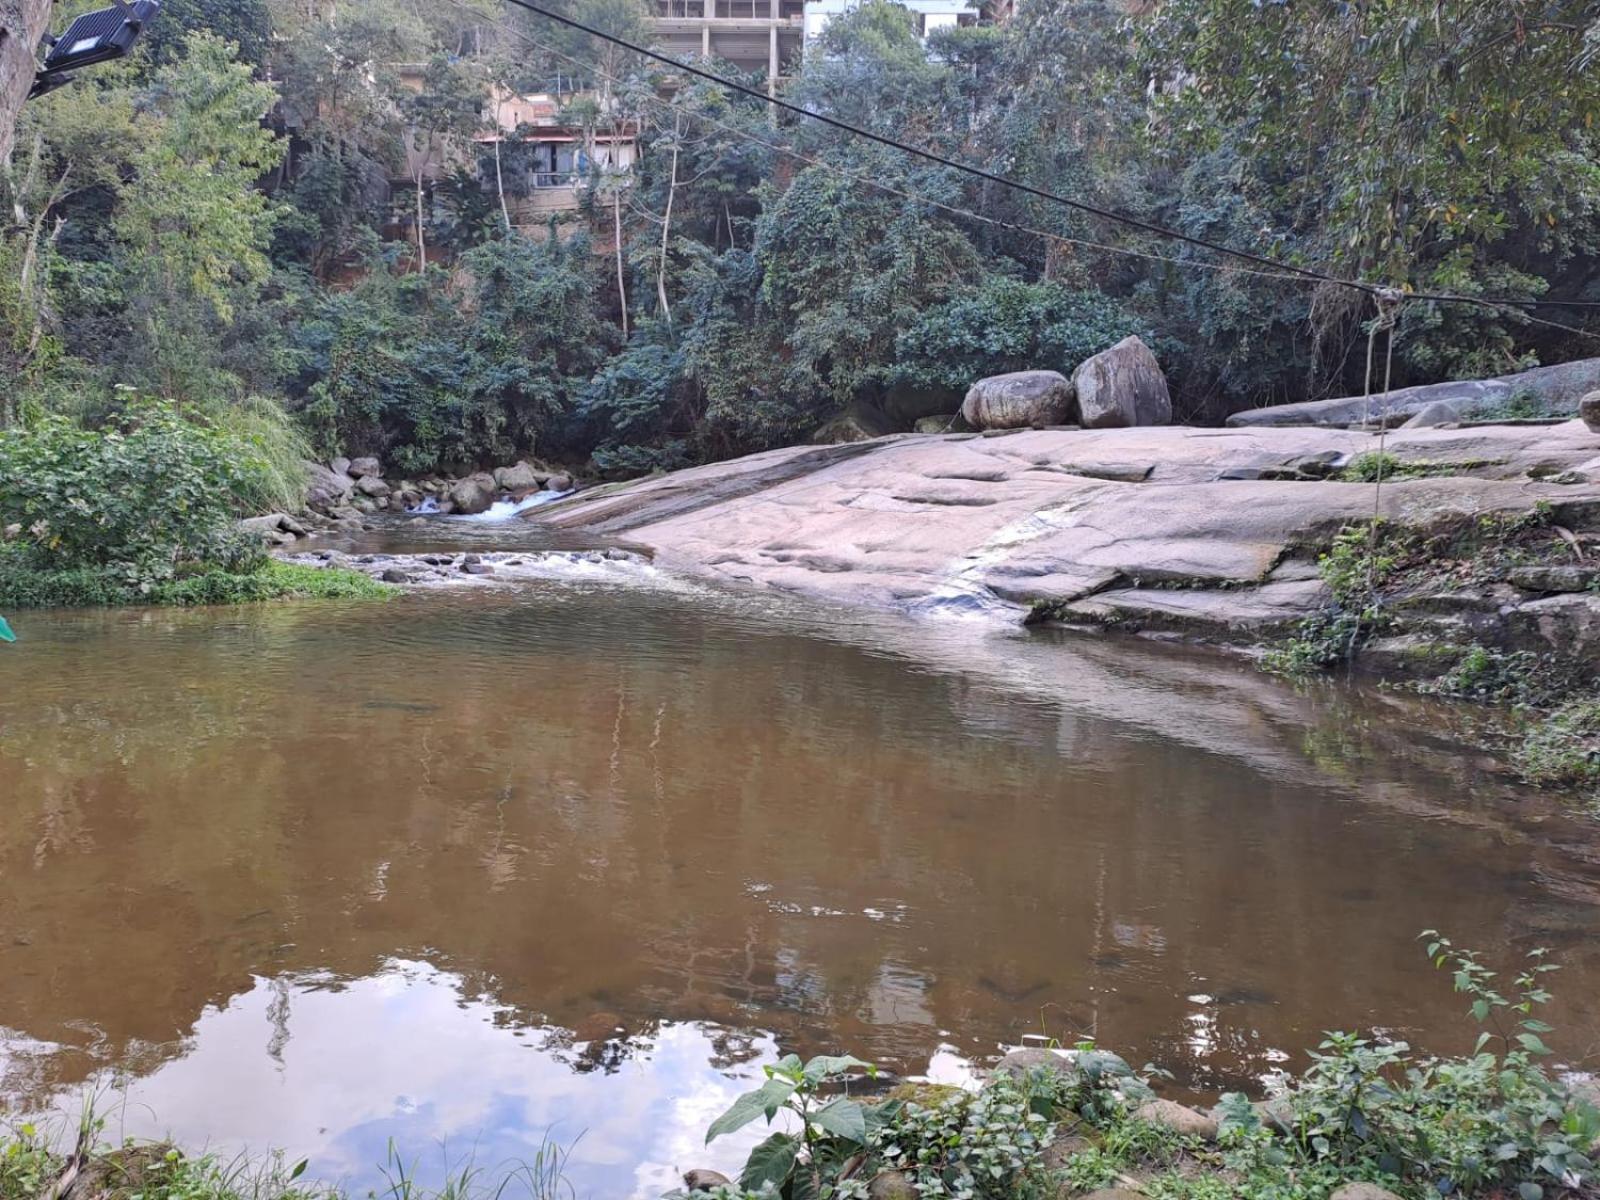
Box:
[407, 490, 573, 520]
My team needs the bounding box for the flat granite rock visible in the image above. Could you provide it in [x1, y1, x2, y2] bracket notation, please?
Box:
[536, 424, 1600, 624]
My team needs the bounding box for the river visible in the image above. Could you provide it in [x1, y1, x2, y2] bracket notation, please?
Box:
[3, 524, 1600, 1197]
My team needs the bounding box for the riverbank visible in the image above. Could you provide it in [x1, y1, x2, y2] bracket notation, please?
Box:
[10, 939, 1599, 1200]
[0, 555, 390, 610]
[489, 420, 1600, 803]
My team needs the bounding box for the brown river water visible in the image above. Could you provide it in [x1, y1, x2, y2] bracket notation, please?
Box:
[4, 528, 1600, 1196]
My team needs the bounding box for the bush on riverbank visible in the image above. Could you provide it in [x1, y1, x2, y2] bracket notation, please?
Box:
[0, 556, 390, 609]
[0, 403, 386, 611]
[671, 938, 1599, 1200]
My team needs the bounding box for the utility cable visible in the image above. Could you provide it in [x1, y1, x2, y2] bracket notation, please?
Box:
[488, 0, 1600, 318]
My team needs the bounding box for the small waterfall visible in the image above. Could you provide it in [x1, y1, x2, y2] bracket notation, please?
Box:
[407, 489, 574, 519]
[454, 492, 572, 521]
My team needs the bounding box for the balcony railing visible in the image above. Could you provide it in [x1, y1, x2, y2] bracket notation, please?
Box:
[532, 171, 579, 189]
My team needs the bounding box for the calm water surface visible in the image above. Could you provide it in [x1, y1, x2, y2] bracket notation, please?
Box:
[3, 544, 1600, 1196]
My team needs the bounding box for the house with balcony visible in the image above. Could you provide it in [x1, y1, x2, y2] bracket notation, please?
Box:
[474, 86, 639, 224]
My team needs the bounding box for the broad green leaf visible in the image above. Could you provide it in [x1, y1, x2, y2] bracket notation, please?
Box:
[767, 1054, 804, 1083]
[738, 1132, 798, 1192]
[808, 1097, 867, 1144]
[801, 1054, 873, 1083]
[706, 1079, 795, 1143]
[1517, 1033, 1553, 1056]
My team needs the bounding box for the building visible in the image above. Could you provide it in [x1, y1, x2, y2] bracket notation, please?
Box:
[647, 0, 807, 94]
[476, 86, 639, 222]
[800, 0, 979, 42]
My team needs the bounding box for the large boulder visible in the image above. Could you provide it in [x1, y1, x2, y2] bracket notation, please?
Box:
[496, 461, 542, 492]
[1582, 390, 1600, 433]
[449, 473, 498, 516]
[545, 472, 574, 493]
[1073, 336, 1172, 429]
[961, 370, 1075, 430]
[814, 402, 897, 444]
[348, 456, 382, 478]
[303, 462, 354, 510]
[355, 474, 391, 498]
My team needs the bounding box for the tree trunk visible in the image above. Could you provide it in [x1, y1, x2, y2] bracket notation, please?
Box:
[0, 0, 52, 167]
[413, 169, 428, 273]
[614, 186, 628, 341]
[657, 115, 680, 325]
[492, 136, 511, 233]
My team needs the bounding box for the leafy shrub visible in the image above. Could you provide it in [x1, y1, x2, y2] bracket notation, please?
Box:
[892, 278, 1144, 394]
[0, 402, 273, 589]
[0, 554, 390, 609]
[1515, 699, 1600, 790]
[1266, 522, 1404, 672]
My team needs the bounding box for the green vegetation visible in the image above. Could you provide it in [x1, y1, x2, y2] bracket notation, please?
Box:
[1337, 453, 1496, 483]
[1264, 522, 1408, 673]
[0, 406, 386, 608]
[667, 938, 1599, 1200]
[2, 0, 1598, 480]
[1, 941, 1595, 1200]
[0, 1118, 573, 1200]
[1516, 699, 1600, 791]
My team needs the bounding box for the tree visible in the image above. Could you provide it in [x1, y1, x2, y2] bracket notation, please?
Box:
[110, 32, 286, 400]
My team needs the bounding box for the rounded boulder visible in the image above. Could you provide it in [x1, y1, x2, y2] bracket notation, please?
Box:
[961, 370, 1075, 430]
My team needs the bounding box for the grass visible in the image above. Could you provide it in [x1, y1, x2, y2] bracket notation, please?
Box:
[1337, 451, 1496, 482]
[0, 557, 391, 610]
[0, 1114, 576, 1200]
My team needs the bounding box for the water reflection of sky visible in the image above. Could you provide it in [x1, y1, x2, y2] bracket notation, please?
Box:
[20, 962, 792, 1200]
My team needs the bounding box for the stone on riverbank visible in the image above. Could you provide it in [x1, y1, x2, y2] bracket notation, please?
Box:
[1073, 336, 1171, 429]
[1228, 357, 1600, 429]
[1329, 1185, 1403, 1200]
[962, 370, 1075, 430]
[992, 1046, 1078, 1084]
[1134, 1098, 1218, 1140]
[682, 1169, 732, 1192]
[1583, 390, 1600, 433]
[866, 1170, 917, 1200]
[304, 462, 354, 509]
[348, 457, 382, 478]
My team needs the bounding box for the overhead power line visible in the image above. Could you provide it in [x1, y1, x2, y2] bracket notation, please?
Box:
[482, 0, 1600, 325]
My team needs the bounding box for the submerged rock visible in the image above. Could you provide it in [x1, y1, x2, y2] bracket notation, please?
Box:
[1074, 336, 1172, 429]
[962, 370, 1074, 430]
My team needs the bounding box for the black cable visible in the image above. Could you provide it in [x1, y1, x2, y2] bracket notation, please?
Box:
[494, 0, 1364, 291]
[496, 0, 1600, 317]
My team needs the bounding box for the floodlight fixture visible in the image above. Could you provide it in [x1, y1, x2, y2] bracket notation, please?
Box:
[29, 0, 161, 100]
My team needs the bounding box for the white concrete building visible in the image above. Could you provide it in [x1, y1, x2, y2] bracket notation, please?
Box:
[802, 0, 980, 44]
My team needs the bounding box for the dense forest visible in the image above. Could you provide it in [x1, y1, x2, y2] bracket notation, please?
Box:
[2, 0, 1599, 481]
